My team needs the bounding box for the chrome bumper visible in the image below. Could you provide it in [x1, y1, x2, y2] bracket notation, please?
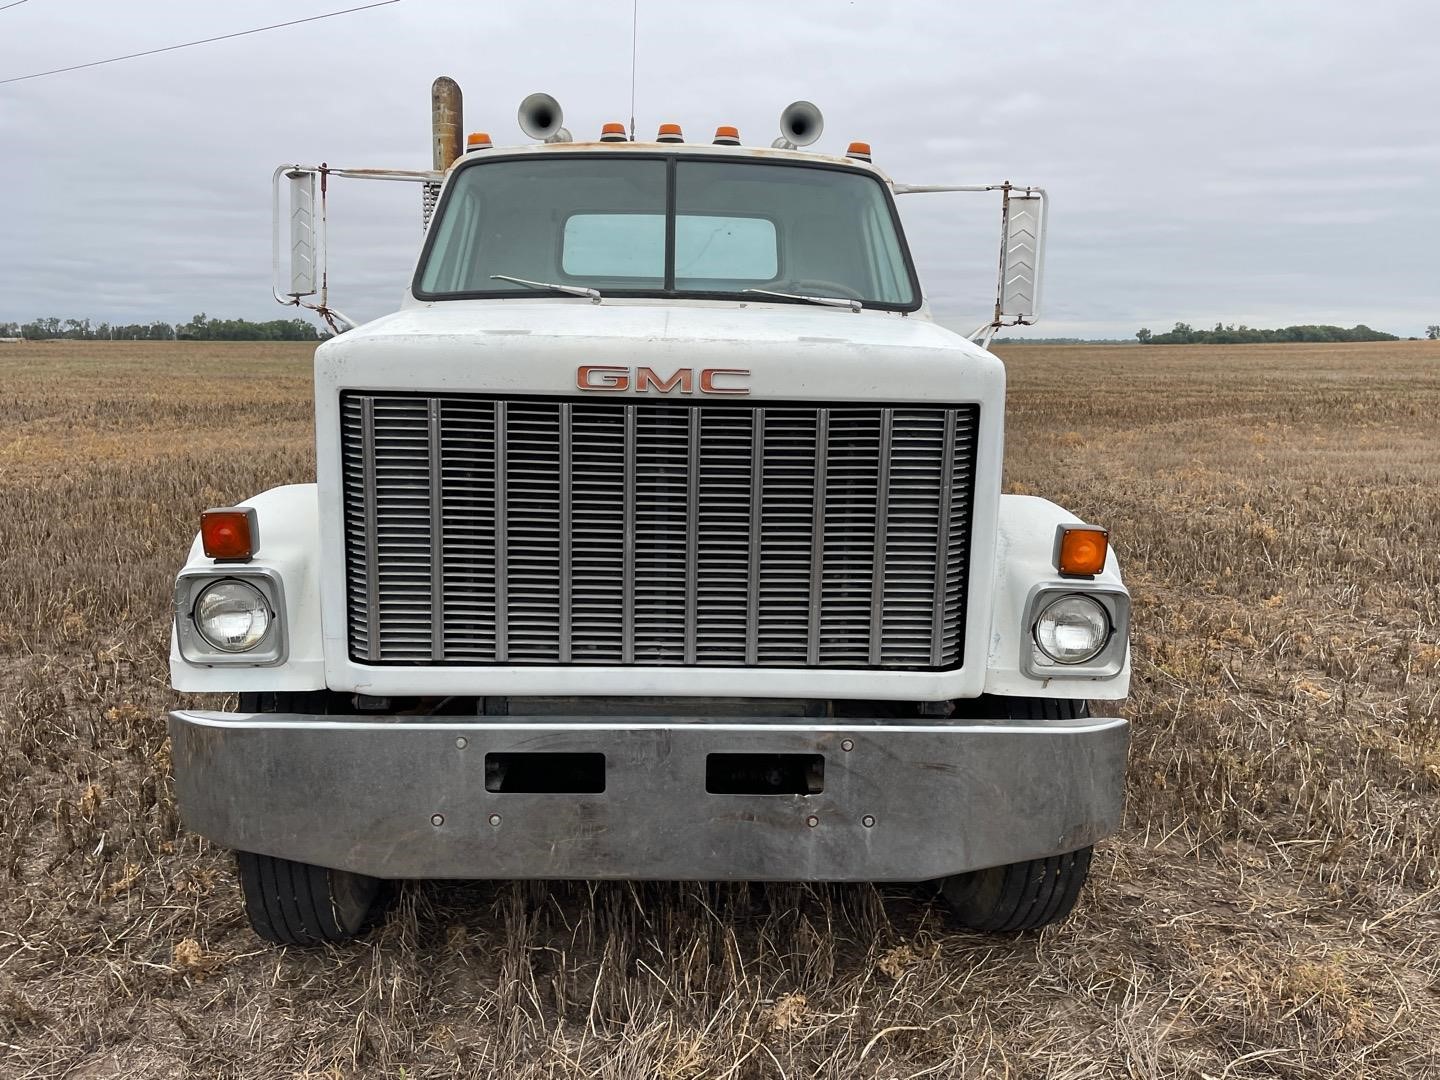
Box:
[168, 711, 1129, 882]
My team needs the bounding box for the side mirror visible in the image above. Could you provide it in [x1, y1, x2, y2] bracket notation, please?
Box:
[997, 190, 1044, 323]
[286, 170, 319, 298]
[272, 166, 323, 303]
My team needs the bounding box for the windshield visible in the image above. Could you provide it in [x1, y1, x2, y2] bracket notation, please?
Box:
[415, 155, 918, 309]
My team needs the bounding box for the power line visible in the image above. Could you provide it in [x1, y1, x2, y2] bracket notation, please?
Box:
[0, 1, 33, 12]
[0, 1, 401, 85]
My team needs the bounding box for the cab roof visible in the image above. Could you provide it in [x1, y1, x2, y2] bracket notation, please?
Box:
[447, 139, 894, 184]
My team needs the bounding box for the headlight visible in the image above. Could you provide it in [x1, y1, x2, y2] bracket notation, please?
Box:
[193, 580, 272, 652]
[1033, 594, 1111, 664]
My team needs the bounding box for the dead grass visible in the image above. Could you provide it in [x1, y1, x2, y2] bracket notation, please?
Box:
[1, 338, 1438, 1078]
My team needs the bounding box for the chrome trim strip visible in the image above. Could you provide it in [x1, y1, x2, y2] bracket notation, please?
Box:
[685, 407, 701, 666]
[360, 396, 380, 662]
[869, 407, 893, 666]
[746, 408, 765, 666]
[621, 404, 636, 665]
[931, 409, 956, 667]
[494, 400, 509, 663]
[807, 408, 829, 666]
[559, 401, 573, 664]
[173, 709, 1127, 737]
[428, 397, 445, 662]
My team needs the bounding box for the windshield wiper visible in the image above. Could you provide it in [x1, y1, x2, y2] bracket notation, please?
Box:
[742, 288, 862, 312]
[490, 274, 601, 299]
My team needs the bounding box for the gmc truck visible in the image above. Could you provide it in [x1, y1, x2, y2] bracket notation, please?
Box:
[168, 79, 1131, 945]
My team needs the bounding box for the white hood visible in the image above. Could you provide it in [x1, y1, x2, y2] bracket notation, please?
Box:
[316, 299, 1004, 404]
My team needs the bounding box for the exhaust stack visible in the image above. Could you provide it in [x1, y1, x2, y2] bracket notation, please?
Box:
[431, 76, 464, 171]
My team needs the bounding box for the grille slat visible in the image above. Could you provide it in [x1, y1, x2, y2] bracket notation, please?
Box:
[341, 393, 978, 670]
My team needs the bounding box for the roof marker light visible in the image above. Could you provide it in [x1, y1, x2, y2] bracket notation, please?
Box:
[600, 122, 628, 142]
[201, 507, 259, 562]
[656, 122, 684, 143]
[846, 141, 872, 162]
[713, 125, 741, 145]
[465, 131, 493, 152]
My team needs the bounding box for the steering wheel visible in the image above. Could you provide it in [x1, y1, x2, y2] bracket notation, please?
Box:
[774, 278, 866, 301]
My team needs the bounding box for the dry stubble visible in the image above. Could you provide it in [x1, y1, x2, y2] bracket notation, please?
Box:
[0, 338, 1437, 1078]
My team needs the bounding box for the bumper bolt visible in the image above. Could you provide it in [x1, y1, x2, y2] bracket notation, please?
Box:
[805, 814, 819, 828]
[840, 739, 854, 752]
[455, 736, 468, 749]
[862, 815, 876, 828]
[430, 813, 445, 827]
[488, 813, 502, 827]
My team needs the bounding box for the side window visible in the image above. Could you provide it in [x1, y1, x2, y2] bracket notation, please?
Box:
[420, 185, 481, 293]
[862, 202, 902, 302]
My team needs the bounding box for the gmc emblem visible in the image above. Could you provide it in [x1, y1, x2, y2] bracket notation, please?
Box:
[575, 366, 750, 395]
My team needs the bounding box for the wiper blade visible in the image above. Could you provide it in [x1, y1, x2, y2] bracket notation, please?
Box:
[742, 288, 862, 312]
[490, 274, 601, 299]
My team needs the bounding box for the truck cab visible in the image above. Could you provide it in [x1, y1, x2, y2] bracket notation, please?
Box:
[168, 83, 1131, 945]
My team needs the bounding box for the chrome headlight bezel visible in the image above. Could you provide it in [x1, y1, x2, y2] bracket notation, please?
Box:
[1022, 583, 1130, 679]
[174, 567, 287, 666]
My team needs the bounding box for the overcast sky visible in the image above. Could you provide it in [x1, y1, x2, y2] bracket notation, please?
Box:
[3, 0, 1436, 338]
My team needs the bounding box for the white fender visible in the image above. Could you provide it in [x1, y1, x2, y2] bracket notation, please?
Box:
[169, 484, 328, 693]
[983, 494, 1131, 700]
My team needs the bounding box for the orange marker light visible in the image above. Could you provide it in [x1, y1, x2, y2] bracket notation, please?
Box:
[713, 124, 740, 145]
[201, 507, 258, 562]
[465, 131, 493, 152]
[600, 121, 628, 142]
[1055, 525, 1108, 578]
[656, 122, 684, 143]
[846, 141, 872, 161]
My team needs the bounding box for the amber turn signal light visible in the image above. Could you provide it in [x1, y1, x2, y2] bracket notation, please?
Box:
[1054, 524, 1107, 578]
[201, 507, 258, 562]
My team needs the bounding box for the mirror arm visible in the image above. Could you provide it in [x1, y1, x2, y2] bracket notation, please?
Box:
[272, 163, 443, 333]
[892, 181, 1048, 336]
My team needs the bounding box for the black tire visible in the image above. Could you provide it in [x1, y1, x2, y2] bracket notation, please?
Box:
[940, 696, 1095, 933]
[940, 846, 1093, 933]
[236, 850, 381, 946]
[232, 690, 382, 945]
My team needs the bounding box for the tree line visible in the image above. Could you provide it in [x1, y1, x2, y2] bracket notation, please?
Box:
[1136, 322, 1401, 345]
[0, 313, 327, 341]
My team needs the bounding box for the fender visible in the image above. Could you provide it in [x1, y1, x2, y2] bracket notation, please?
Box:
[169, 484, 327, 693]
[984, 494, 1131, 700]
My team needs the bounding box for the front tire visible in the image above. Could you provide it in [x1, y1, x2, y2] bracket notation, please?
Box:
[940, 696, 1097, 932]
[232, 691, 382, 945]
[236, 851, 381, 946]
[940, 847, 1093, 932]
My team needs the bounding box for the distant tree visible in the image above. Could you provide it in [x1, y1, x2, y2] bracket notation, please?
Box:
[1135, 328, 1152, 344]
[1145, 321, 1398, 346]
[1427, 325, 1440, 340]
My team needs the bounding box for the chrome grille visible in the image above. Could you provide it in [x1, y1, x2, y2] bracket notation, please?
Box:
[341, 393, 979, 669]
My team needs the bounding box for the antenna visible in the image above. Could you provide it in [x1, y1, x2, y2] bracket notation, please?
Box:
[628, 0, 638, 140]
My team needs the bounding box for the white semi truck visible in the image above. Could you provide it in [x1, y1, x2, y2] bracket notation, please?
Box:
[168, 79, 1131, 945]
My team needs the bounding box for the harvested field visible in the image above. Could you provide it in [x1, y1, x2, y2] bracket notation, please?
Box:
[1, 337, 1438, 1078]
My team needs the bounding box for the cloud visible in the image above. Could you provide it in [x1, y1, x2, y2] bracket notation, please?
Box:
[1, 0, 1435, 337]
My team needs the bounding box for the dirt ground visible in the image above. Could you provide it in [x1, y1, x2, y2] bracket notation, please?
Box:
[1, 338, 1437, 1078]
